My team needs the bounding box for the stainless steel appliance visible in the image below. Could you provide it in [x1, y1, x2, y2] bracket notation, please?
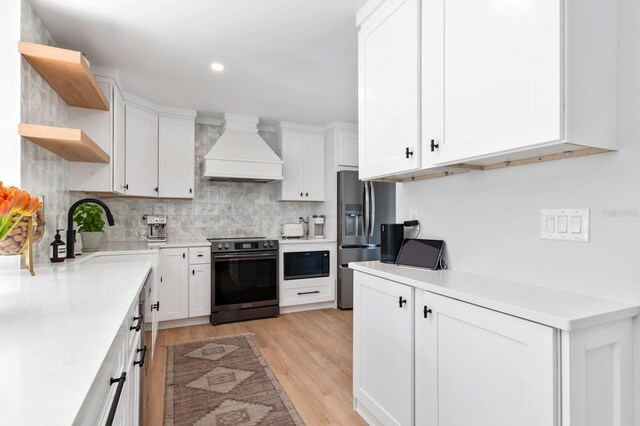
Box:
[283, 250, 330, 280]
[308, 215, 325, 239]
[338, 171, 395, 309]
[143, 214, 167, 243]
[209, 237, 279, 324]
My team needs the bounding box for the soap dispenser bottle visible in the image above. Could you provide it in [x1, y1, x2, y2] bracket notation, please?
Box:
[50, 229, 66, 263]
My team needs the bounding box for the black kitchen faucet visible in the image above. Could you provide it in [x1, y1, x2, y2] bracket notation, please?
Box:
[66, 198, 115, 259]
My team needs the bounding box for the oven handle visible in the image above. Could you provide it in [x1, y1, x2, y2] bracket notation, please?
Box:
[213, 252, 278, 261]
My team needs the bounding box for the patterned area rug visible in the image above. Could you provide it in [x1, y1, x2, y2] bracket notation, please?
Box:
[164, 334, 305, 426]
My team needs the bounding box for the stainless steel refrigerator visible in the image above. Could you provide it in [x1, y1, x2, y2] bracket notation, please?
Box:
[337, 170, 395, 309]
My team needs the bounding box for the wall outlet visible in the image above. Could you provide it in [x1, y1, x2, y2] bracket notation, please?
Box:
[540, 209, 590, 242]
[409, 209, 419, 221]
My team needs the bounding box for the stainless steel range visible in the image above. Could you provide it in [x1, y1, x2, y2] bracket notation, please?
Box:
[208, 237, 280, 325]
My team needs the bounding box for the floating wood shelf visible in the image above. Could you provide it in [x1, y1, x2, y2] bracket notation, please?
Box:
[19, 41, 109, 111]
[19, 123, 110, 163]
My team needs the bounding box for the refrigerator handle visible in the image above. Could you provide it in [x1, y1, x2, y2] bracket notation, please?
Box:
[370, 183, 375, 237]
[363, 181, 370, 238]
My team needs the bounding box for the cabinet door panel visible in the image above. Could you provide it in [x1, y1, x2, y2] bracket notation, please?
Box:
[358, 0, 421, 179]
[422, 0, 562, 166]
[113, 87, 126, 195]
[354, 272, 413, 425]
[189, 264, 211, 318]
[303, 134, 325, 201]
[337, 130, 359, 167]
[415, 289, 556, 426]
[125, 105, 158, 197]
[158, 116, 194, 199]
[158, 249, 189, 321]
[279, 132, 305, 200]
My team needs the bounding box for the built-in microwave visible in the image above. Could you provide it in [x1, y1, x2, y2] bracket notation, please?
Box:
[283, 250, 330, 280]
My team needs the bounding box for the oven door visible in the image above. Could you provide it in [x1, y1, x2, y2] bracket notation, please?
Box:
[212, 251, 279, 312]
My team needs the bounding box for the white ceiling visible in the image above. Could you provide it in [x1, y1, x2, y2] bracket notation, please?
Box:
[29, 0, 367, 125]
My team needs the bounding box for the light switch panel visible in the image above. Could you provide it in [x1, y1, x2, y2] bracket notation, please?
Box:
[540, 209, 590, 242]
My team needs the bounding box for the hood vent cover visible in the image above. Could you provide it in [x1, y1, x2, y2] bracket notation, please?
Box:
[201, 114, 283, 182]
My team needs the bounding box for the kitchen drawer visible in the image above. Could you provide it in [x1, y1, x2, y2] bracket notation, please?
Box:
[75, 326, 125, 425]
[189, 247, 210, 264]
[127, 298, 142, 354]
[281, 283, 333, 307]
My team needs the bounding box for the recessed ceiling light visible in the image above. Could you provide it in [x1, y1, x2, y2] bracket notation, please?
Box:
[210, 63, 224, 72]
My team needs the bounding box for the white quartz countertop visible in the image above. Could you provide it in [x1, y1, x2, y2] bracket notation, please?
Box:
[350, 261, 638, 331]
[90, 239, 210, 252]
[278, 238, 336, 244]
[0, 259, 154, 425]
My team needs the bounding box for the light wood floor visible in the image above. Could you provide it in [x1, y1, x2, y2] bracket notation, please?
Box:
[144, 308, 366, 426]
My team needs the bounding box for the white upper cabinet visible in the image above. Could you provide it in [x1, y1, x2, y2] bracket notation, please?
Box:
[422, 0, 562, 165]
[158, 116, 195, 199]
[125, 104, 159, 198]
[358, 0, 421, 179]
[276, 124, 325, 201]
[357, 0, 619, 180]
[337, 129, 359, 168]
[112, 86, 126, 194]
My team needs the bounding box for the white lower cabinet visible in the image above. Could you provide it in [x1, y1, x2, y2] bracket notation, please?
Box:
[415, 290, 556, 426]
[158, 248, 189, 321]
[353, 271, 635, 426]
[189, 264, 211, 317]
[353, 273, 413, 426]
[158, 246, 212, 324]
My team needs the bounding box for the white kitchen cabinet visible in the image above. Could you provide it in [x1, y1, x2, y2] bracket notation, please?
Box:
[125, 104, 158, 198]
[158, 116, 195, 199]
[421, 0, 561, 166]
[353, 273, 413, 426]
[189, 264, 211, 318]
[157, 248, 189, 321]
[352, 267, 636, 426]
[276, 124, 325, 201]
[357, 0, 421, 179]
[357, 0, 619, 180]
[415, 289, 555, 426]
[337, 129, 359, 168]
[112, 86, 126, 194]
[69, 79, 126, 194]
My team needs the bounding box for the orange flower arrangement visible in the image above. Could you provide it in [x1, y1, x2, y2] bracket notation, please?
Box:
[0, 182, 42, 241]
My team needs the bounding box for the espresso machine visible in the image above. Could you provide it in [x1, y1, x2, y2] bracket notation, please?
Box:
[143, 214, 167, 243]
[308, 215, 325, 239]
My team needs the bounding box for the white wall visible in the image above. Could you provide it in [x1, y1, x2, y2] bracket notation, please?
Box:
[397, 0, 640, 305]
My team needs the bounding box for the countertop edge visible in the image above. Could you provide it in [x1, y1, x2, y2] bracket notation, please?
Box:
[349, 262, 639, 331]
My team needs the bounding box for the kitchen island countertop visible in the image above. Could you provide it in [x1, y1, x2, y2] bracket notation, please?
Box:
[0, 259, 154, 425]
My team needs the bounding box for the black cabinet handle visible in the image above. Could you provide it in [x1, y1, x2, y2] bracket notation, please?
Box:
[122, 184, 129, 190]
[197, 253, 203, 257]
[399, 296, 407, 308]
[405, 147, 414, 158]
[183, 253, 186, 259]
[129, 315, 143, 332]
[151, 301, 160, 311]
[189, 188, 193, 194]
[154, 186, 159, 193]
[430, 139, 439, 152]
[423, 306, 432, 318]
[300, 192, 304, 197]
[192, 269, 195, 275]
[106, 372, 127, 426]
[298, 290, 320, 295]
[134, 346, 147, 368]
[305, 192, 309, 197]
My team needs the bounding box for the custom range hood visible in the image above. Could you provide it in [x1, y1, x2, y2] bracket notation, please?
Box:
[202, 114, 283, 182]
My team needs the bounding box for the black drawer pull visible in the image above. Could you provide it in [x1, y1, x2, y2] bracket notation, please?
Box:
[423, 306, 432, 318]
[134, 345, 148, 368]
[197, 253, 203, 257]
[399, 296, 407, 308]
[298, 290, 320, 295]
[106, 372, 127, 426]
[430, 139, 439, 152]
[151, 301, 160, 311]
[129, 315, 143, 332]
[405, 147, 414, 158]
